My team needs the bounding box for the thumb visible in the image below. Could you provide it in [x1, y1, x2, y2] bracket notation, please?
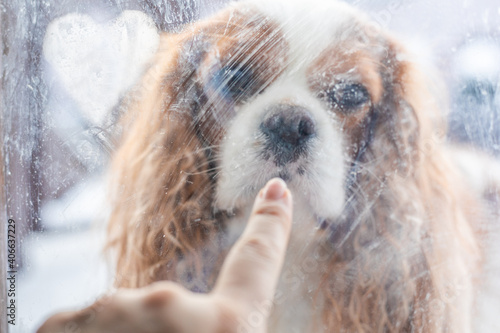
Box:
[214, 178, 293, 306]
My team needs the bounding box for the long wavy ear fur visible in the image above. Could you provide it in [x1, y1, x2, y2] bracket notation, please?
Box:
[106, 33, 221, 290]
[319, 37, 481, 332]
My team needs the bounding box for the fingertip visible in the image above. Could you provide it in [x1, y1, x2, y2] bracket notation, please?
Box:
[253, 178, 293, 236]
[258, 178, 292, 208]
[262, 178, 287, 199]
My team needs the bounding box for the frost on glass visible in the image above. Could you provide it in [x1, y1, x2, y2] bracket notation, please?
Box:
[449, 39, 500, 155]
[1, 0, 499, 332]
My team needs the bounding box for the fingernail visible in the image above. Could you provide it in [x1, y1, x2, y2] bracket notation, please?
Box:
[263, 178, 288, 200]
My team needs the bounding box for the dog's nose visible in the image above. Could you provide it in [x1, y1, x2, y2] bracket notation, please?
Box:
[260, 104, 316, 165]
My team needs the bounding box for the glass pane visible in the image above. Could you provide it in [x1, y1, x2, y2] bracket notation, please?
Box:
[2, 0, 499, 332]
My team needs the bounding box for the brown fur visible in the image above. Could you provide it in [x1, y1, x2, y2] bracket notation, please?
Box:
[107, 4, 483, 332]
[314, 41, 481, 332]
[107, 7, 287, 291]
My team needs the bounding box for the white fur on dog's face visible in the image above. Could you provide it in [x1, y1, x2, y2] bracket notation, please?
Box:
[214, 0, 372, 222]
[215, 77, 346, 220]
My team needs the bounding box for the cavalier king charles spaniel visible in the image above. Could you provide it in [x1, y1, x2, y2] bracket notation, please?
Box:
[107, 0, 486, 331]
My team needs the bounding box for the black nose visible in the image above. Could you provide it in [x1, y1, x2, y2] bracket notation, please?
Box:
[260, 104, 317, 165]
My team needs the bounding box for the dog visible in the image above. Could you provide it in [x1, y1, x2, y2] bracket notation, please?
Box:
[106, 0, 486, 331]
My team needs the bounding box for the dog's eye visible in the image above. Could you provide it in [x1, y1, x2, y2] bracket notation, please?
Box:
[212, 64, 255, 100]
[326, 83, 370, 112]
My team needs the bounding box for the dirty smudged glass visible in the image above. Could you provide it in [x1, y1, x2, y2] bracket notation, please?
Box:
[0, 0, 499, 332]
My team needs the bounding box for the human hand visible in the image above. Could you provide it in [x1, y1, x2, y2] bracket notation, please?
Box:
[37, 178, 293, 333]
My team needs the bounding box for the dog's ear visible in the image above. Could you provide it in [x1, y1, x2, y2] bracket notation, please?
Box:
[322, 34, 479, 331]
[356, 37, 479, 331]
[365, 38, 444, 178]
[106, 33, 220, 290]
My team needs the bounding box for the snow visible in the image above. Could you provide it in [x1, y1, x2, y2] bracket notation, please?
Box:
[453, 41, 500, 80]
[13, 227, 110, 332]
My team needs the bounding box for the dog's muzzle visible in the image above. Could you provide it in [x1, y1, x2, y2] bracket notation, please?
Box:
[260, 103, 317, 166]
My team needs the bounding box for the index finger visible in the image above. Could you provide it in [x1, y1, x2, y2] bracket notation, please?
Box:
[213, 178, 293, 307]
